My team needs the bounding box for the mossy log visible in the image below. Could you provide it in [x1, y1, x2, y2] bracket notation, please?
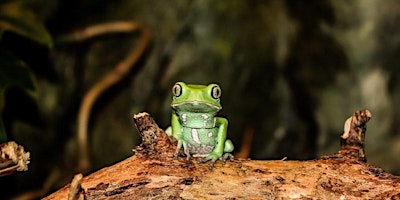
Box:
[44, 110, 400, 199]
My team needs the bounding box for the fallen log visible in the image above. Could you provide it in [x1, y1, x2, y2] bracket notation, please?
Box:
[44, 110, 400, 199]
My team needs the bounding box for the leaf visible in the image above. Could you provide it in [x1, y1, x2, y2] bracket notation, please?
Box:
[0, 48, 35, 142]
[0, 104, 6, 142]
[0, 0, 53, 48]
[0, 48, 35, 90]
[0, 90, 6, 142]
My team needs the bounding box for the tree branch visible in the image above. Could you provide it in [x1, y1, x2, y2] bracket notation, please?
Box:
[44, 110, 400, 199]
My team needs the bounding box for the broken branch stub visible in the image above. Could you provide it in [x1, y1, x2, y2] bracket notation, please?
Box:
[338, 109, 371, 162]
[132, 112, 173, 157]
[68, 173, 84, 200]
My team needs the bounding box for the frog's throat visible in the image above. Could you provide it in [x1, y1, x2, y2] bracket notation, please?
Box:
[171, 101, 221, 110]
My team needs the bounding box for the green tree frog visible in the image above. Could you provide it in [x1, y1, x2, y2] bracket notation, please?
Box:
[166, 82, 234, 169]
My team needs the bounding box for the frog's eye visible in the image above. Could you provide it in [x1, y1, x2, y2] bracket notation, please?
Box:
[172, 83, 182, 97]
[211, 85, 221, 99]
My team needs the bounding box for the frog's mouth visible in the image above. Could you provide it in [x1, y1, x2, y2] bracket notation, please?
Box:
[171, 100, 221, 112]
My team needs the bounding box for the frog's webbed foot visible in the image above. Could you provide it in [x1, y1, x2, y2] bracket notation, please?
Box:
[173, 140, 183, 158]
[197, 158, 216, 170]
[184, 148, 191, 161]
[198, 152, 234, 170]
[198, 153, 219, 170]
[173, 141, 192, 161]
[208, 161, 215, 170]
[221, 153, 234, 165]
[173, 150, 180, 158]
[174, 150, 191, 161]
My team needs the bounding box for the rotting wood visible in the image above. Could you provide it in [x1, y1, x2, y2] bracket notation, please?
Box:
[322, 109, 371, 162]
[0, 141, 30, 177]
[44, 110, 400, 199]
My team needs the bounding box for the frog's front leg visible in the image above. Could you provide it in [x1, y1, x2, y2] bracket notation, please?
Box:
[171, 112, 191, 160]
[199, 117, 233, 169]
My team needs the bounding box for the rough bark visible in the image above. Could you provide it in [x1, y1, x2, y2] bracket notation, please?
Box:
[44, 110, 400, 199]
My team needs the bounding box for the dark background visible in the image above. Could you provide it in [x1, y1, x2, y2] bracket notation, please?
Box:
[2, 0, 400, 198]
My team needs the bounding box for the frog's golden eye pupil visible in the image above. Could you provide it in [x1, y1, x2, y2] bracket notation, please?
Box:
[173, 84, 182, 97]
[211, 86, 221, 99]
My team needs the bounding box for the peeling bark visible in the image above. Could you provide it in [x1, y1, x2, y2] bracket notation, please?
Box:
[44, 111, 400, 199]
[339, 109, 371, 162]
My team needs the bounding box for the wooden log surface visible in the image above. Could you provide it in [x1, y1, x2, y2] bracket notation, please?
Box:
[44, 111, 400, 199]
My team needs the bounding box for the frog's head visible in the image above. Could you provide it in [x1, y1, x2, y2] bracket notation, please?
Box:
[171, 82, 222, 113]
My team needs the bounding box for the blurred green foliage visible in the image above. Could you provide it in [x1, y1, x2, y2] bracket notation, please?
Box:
[0, 0, 52, 142]
[0, 0, 52, 47]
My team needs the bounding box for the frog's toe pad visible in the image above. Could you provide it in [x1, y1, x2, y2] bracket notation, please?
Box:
[186, 155, 191, 161]
[198, 153, 233, 170]
[173, 152, 180, 158]
[208, 162, 215, 170]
